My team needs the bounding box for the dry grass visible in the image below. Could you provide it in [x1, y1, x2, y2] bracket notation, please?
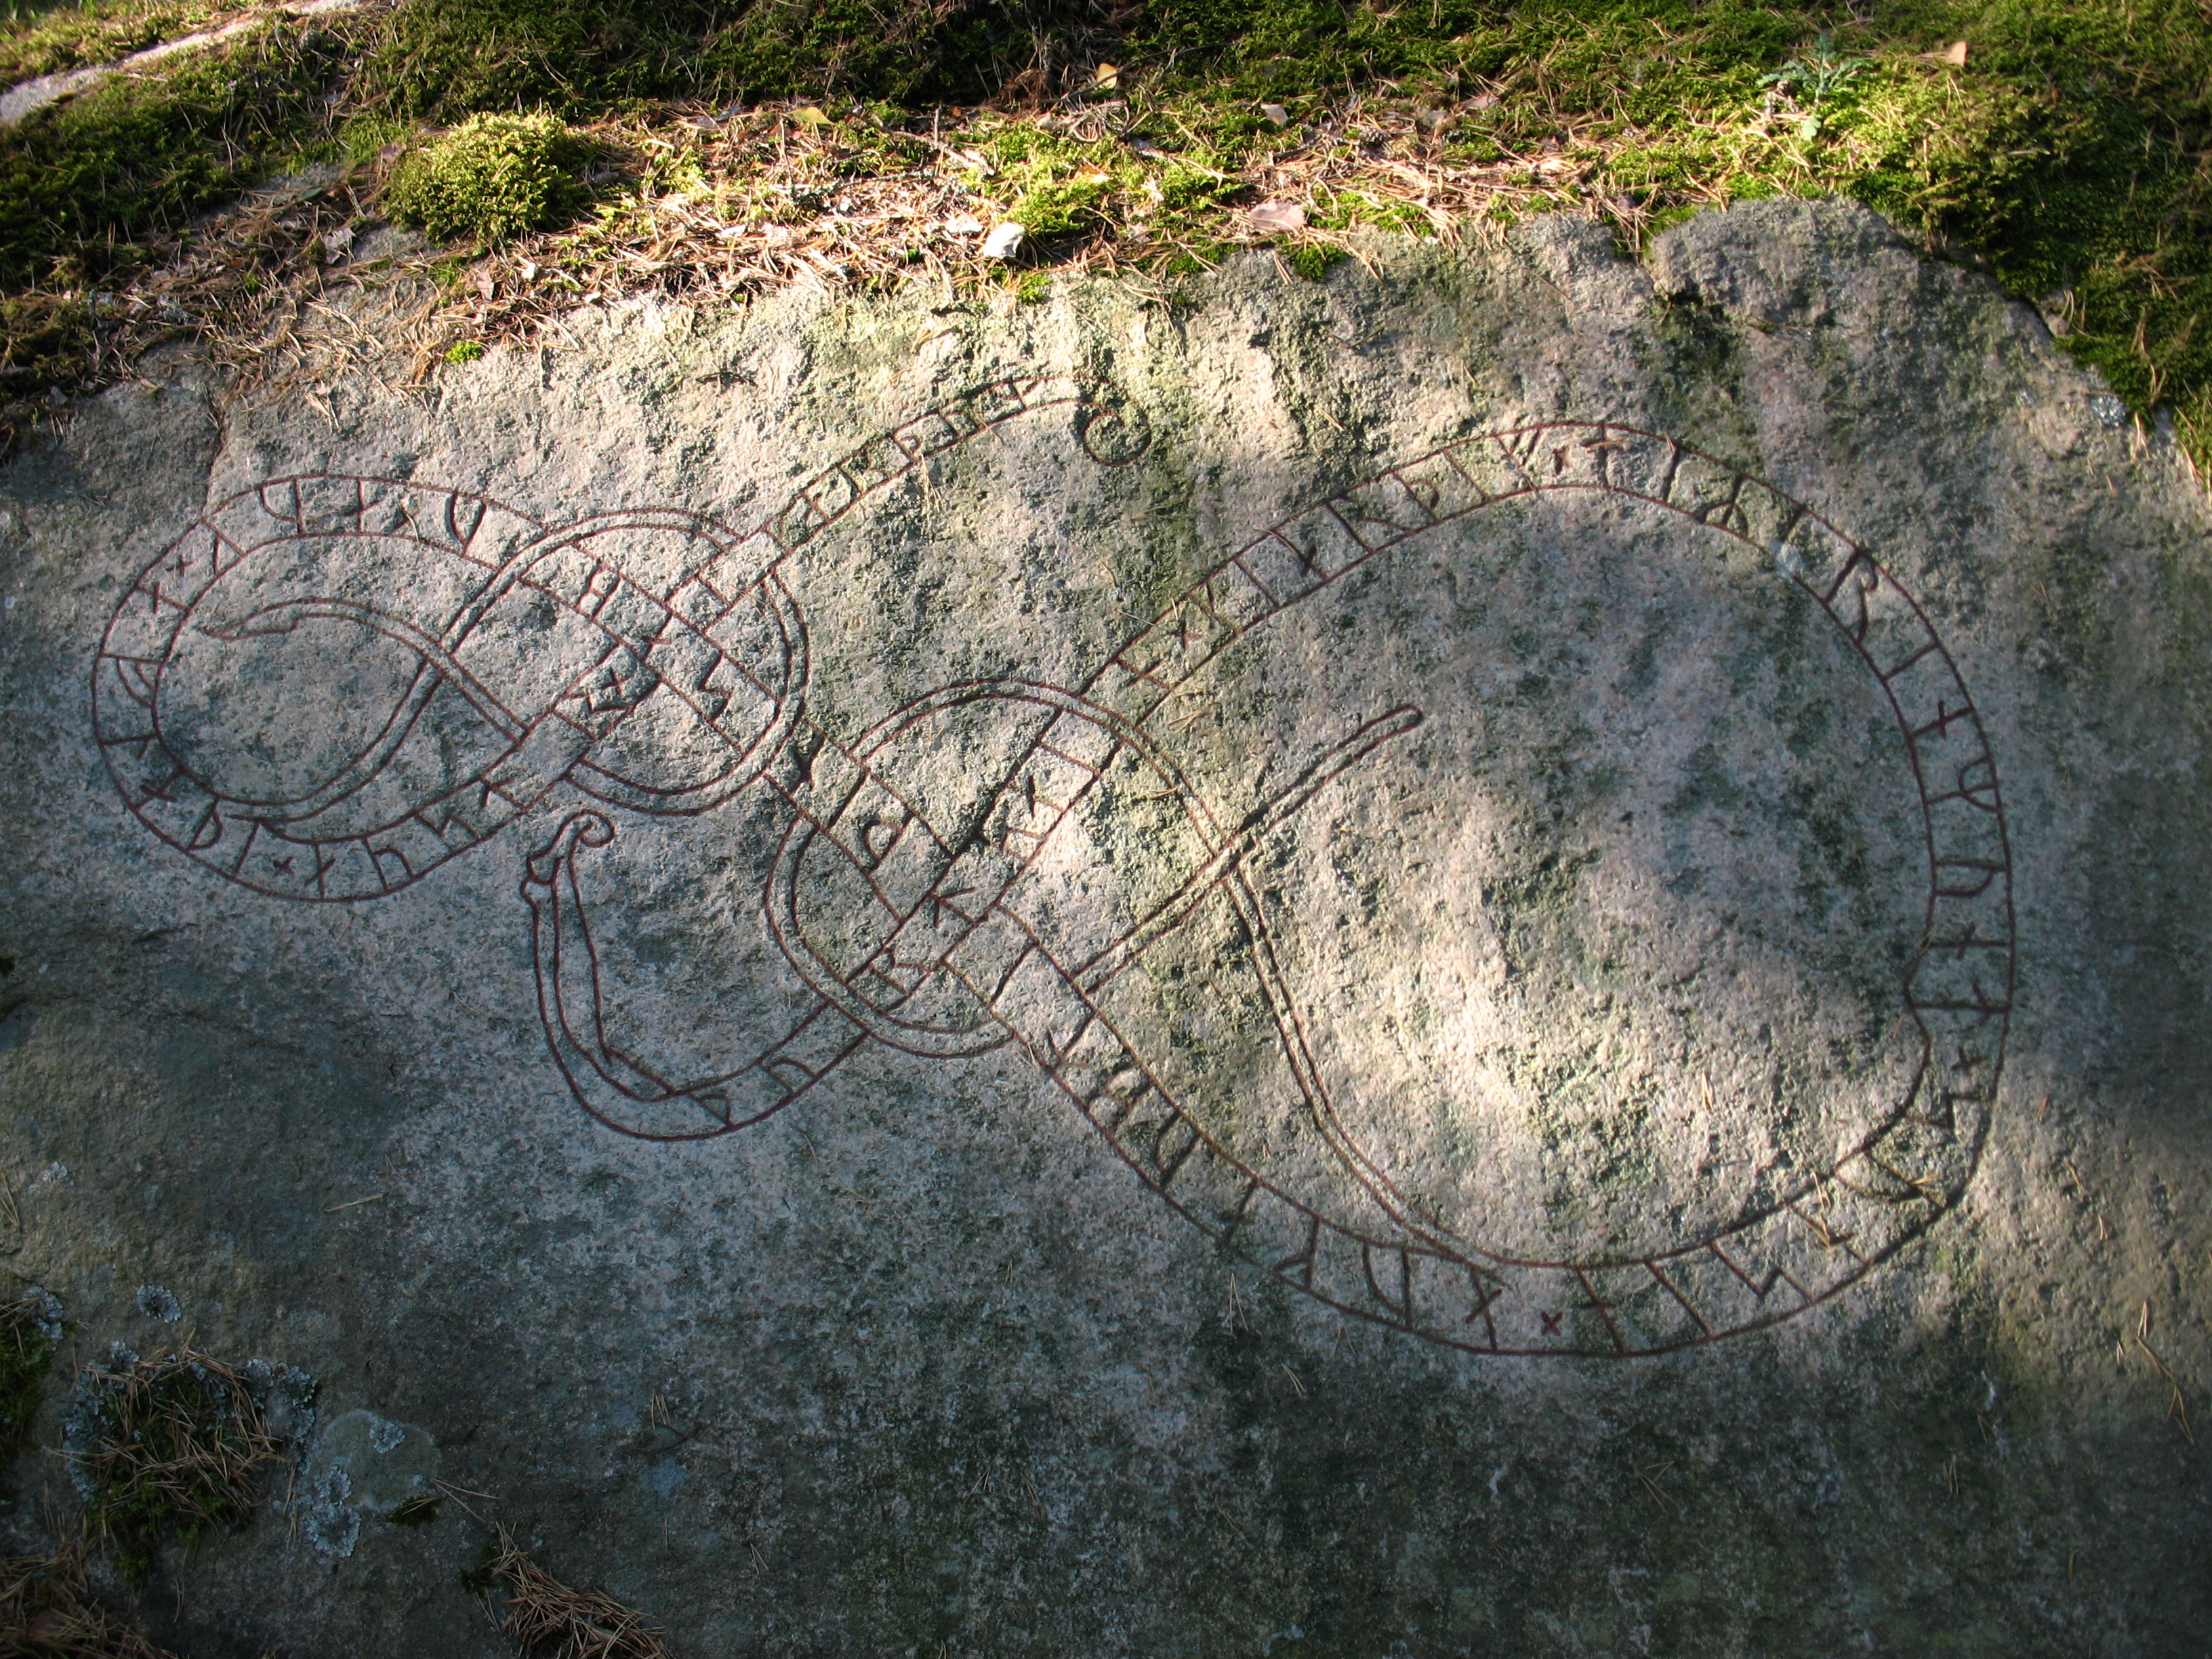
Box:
[41, 66, 2210, 487]
[481, 1527, 670, 1659]
[91, 91, 1623, 405]
[90, 166, 432, 405]
[0, 1540, 173, 1658]
[411, 98, 1525, 337]
[71, 1349, 284, 1585]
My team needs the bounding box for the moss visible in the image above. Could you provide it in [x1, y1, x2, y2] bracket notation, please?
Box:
[344, 0, 733, 123]
[442, 338, 487, 364]
[0, 0, 229, 86]
[457, 1536, 500, 1595]
[0, 1290, 63, 1481]
[344, 0, 1026, 123]
[1311, 186, 1431, 237]
[384, 112, 589, 245]
[698, 0, 1006, 110]
[68, 1349, 285, 1586]
[0, 20, 344, 288]
[1156, 160, 1232, 212]
[1010, 173, 1113, 239]
[1286, 242, 1345, 281]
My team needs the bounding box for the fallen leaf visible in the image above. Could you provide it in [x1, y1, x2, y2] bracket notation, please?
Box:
[1258, 102, 1290, 127]
[1467, 91, 1502, 111]
[943, 212, 985, 236]
[469, 266, 496, 300]
[1127, 136, 1165, 158]
[1249, 200, 1307, 234]
[1093, 62, 1120, 90]
[981, 222, 1025, 259]
[1075, 166, 1112, 185]
[791, 105, 830, 127]
[1924, 39, 1969, 66]
[518, 258, 537, 282]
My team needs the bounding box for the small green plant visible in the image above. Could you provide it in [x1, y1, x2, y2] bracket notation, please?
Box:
[1158, 161, 1231, 212]
[384, 112, 583, 245]
[1015, 270, 1051, 304]
[1287, 242, 1345, 282]
[68, 1349, 284, 1586]
[1010, 173, 1114, 240]
[443, 338, 485, 364]
[1758, 35, 1868, 140]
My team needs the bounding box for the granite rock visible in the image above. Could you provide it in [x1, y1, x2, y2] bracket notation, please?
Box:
[0, 200, 2207, 1656]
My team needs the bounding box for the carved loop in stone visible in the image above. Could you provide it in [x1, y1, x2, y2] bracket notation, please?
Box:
[1072, 388, 1153, 467]
[1050, 418, 2016, 1355]
[93, 375, 1134, 903]
[522, 810, 804, 1141]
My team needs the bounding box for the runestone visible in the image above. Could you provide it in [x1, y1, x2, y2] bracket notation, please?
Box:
[95, 379, 2008, 1357]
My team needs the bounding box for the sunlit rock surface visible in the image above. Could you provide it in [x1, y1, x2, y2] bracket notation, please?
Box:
[2, 200, 2208, 1654]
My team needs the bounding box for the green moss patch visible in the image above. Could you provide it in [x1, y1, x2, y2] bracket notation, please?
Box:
[384, 111, 590, 245]
[0, 19, 346, 287]
[0, 0, 229, 87]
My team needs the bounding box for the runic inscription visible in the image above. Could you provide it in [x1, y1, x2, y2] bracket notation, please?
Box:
[96, 388, 2012, 1357]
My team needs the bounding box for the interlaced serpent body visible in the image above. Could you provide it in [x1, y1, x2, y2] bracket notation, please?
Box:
[94, 382, 2012, 1355]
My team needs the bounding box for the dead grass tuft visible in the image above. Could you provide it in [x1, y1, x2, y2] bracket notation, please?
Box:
[70, 1349, 285, 1586]
[91, 93, 1607, 406]
[0, 1540, 174, 1658]
[481, 1526, 671, 1659]
[392, 93, 1592, 371]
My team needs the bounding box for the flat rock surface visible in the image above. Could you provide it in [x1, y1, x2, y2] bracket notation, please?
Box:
[1, 201, 2207, 1656]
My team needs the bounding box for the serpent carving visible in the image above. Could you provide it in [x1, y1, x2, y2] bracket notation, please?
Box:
[94, 377, 2011, 1356]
